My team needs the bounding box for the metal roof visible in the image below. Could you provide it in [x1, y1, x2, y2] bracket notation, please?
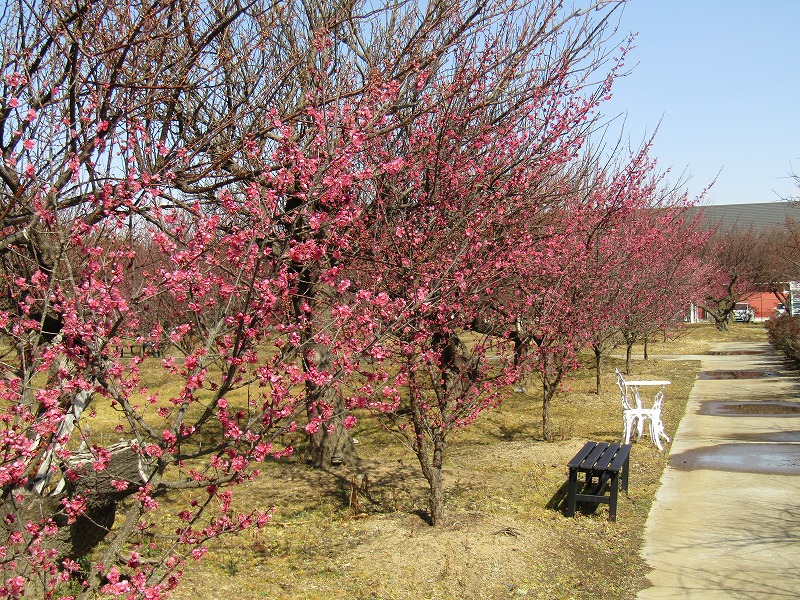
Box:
[688, 201, 800, 231]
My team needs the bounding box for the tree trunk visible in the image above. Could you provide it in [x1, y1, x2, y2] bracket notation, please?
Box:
[309, 388, 359, 468]
[594, 347, 603, 396]
[702, 303, 732, 330]
[542, 378, 554, 442]
[643, 336, 649, 360]
[408, 394, 447, 527]
[1, 441, 155, 563]
[289, 227, 360, 469]
[625, 342, 633, 374]
[428, 437, 446, 527]
[303, 343, 359, 469]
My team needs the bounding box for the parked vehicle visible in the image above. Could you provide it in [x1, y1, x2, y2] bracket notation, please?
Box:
[733, 302, 755, 323]
[774, 303, 787, 316]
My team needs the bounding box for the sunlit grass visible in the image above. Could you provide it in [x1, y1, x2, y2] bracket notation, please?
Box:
[160, 322, 772, 599]
[26, 322, 772, 598]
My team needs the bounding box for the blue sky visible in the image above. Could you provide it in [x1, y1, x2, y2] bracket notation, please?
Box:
[598, 0, 800, 205]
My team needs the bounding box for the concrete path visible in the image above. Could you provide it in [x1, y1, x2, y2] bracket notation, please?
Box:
[637, 341, 800, 599]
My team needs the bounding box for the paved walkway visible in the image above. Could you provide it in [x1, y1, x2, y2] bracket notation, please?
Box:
[637, 341, 800, 599]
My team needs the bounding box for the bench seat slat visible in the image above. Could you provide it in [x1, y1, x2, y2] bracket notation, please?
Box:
[567, 441, 599, 469]
[575, 493, 610, 505]
[608, 444, 632, 471]
[591, 443, 621, 471]
[580, 443, 609, 469]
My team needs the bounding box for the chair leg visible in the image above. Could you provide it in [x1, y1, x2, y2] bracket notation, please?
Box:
[623, 414, 636, 444]
[650, 417, 663, 451]
[621, 453, 630, 492]
[636, 415, 645, 441]
[609, 471, 619, 522]
[657, 417, 670, 443]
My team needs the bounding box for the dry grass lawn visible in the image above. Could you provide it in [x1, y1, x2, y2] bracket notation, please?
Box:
[126, 323, 768, 599]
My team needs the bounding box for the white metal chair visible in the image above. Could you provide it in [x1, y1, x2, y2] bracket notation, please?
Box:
[641, 389, 671, 452]
[616, 368, 671, 451]
[616, 369, 646, 445]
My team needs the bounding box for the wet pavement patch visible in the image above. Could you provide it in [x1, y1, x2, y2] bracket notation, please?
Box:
[670, 443, 800, 474]
[707, 350, 769, 356]
[698, 401, 800, 416]
[729, 431, 800, 443]
[698, 370, 780, 379]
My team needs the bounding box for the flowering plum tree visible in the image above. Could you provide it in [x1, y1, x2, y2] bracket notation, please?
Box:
[340, 3, 631, 522]
[616, 209, 709, 371]
[570, 148, 706, 394]
[0, 0, 642, 593]
[510, 201, 598, 441]
[510, 144, 705, 437]
[734, 220, 800, 311]
[0, 0, 334, 591]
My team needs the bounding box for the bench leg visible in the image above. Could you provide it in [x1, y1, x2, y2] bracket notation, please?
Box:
[566, 468, 578, 517]
[608, 472, 620, 522]
[621, 454, 630, 493]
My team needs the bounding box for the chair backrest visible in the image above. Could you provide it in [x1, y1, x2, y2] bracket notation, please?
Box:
[615, 368, 632, 410]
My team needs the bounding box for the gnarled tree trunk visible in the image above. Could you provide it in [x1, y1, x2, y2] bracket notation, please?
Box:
[2, 441, 155, 563]
[309, 387, 360, 468]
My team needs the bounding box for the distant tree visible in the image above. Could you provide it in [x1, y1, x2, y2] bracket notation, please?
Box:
[575, 145, 703, 394]
[617, 211, 709, 372]
[699, 228, 764, 329]
[508, 142, 702, 434]
[518, 225, 592, 441]
[745, 220, 800, 310]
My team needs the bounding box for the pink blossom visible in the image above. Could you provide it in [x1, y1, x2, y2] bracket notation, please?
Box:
[61, 496, 87, 524]
[6, 576, 25, 596]
[383, 157, 405, 175]
[92, 447, 111, 471]
[145, 444, 163, 458]
[3, 72, 26, 86]
[111, 479, 129, 492]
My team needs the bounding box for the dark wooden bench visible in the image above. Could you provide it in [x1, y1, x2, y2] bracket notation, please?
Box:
[114, 341, 162, 358]
[566, 441, 631, 522]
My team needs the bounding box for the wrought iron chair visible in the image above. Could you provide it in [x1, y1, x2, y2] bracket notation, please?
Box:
[642, 388, 671, 451]
[616, 369, 646, 444]
[616, 368, 671, 451]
